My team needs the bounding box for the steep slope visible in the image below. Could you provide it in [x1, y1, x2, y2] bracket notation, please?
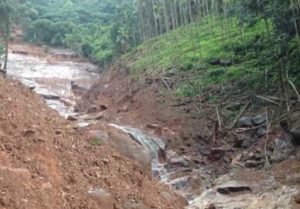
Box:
[77, 18, 300, 178]
[0, 76, 186, 209]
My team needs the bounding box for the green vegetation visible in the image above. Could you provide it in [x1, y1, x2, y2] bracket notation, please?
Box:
[90, 138, 102, 146]
[22, 0, 137, 66]
[0, 0, 16, 72]
[17, 0, 300, 100]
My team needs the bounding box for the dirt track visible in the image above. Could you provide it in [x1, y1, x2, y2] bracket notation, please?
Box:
[0, 76, 186, 209]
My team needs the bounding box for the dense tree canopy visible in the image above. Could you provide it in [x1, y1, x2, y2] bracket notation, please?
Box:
[19, 0, 300, 76]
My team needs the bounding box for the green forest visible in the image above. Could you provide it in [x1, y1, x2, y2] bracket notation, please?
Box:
[1, 0, 300, 96]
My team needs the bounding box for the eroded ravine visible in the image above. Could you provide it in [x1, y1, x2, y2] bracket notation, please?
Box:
[7, 49, 300, 209]
[7, 49, 203, 204]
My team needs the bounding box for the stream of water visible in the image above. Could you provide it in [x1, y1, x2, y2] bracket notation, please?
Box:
[7, 50, 296, 209]
[7, 52, 99, 117]
[6, 51, 198, 202]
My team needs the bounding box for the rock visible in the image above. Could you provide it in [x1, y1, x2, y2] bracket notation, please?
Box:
[233, 136, 244, 148]
[76, 122, 90, 128]
[99, 104, 108, 111]
[241, 137, 258, 148]
[167, 172, 203, 200]
[87, 126, 152, 176]
[41, 94, 60, 100]
[145, 124, 163, 136]
[293, 192, 300, 204]
[146, 124, 161, 130]
[23, 129, 35, 136]
[238, 117, 253, 127]
[280, 120, 300, 145]
[189, 176, 298, 209]
[67, 115, 78, 121]
[71, 81, 88, 92]
[87, 188, 114, 209]
[275, 138, 290, 150]
[270, 138, 294, 162]
[256, 127, 267, 138]
[207, 147, 230, 161]
[244, 160, 263, 168]
[231, 153, 243, 166]
[219, 59, 233, 67]
[290, 128, 300, 145]
[12, 50, 29, 55]
[206, 204, 217, 209]
[227, 102, 243, 111]
[117, 104, 129, 113]
[252, 114, 267, 126]
[167, 156, 189, 168]
[87, 105, 98, 113]
[55, 130, 62, 135]
[216, 181, 252, 195]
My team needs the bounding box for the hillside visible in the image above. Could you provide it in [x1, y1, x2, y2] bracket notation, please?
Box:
[1, 0, 300, 208]
[78, 15, 300, 178]
[0, 76, 185, 209]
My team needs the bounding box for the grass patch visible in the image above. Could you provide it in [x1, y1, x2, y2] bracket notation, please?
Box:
[122, 16, 296, 97]
[90, 138, 102, 146]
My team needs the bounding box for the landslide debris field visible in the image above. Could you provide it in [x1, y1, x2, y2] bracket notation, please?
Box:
[0, 75, 186, 209]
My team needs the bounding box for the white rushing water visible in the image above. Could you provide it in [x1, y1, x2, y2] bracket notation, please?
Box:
[7, 52, 99, 117]
[7, 51, 203, 206]
[109, 124, 169, 180]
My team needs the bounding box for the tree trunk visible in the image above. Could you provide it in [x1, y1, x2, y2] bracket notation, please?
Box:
[150, 0, 159, 37]
[3, 23, 9, 74]
[163, 0, 170, 33]
[4, 38, 8, 73]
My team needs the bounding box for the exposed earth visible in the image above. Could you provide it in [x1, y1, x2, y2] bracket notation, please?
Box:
[2, 41, 300, 209]
[0, 44, 186, 209]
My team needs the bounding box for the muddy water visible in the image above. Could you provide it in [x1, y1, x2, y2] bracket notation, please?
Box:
[7, 52, 99, 117]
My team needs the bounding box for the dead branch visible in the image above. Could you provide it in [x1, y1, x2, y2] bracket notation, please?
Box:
[256, 95, 280, 105]
[288, 79, 300, 104]
[234, 123, 266, 133]
[161, 77, 173, 94]
[230, 101, 250, 129]
[264, 107, 271, 169]
[216, 105, 222, 128]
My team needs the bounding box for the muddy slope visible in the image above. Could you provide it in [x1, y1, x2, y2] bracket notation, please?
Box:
[0, 76, 186, 209]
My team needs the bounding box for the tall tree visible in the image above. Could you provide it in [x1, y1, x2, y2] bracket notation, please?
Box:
[0, 0, 14, 74]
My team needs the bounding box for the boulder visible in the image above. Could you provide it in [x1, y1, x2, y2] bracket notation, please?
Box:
[216, 181, 252, 195]
[167, 156, 189, 168]
[86, 126, 152, 176]
[256, 127, 267, 138]
[290, 128, 300, 145]
[67, 115, 78, 121]
[219, 59, 233, 67]
[238, 117, 253, 127]
[252, 114, 267, 126]
[87, 105, 98, 113]
[41, 94, 60, 100]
